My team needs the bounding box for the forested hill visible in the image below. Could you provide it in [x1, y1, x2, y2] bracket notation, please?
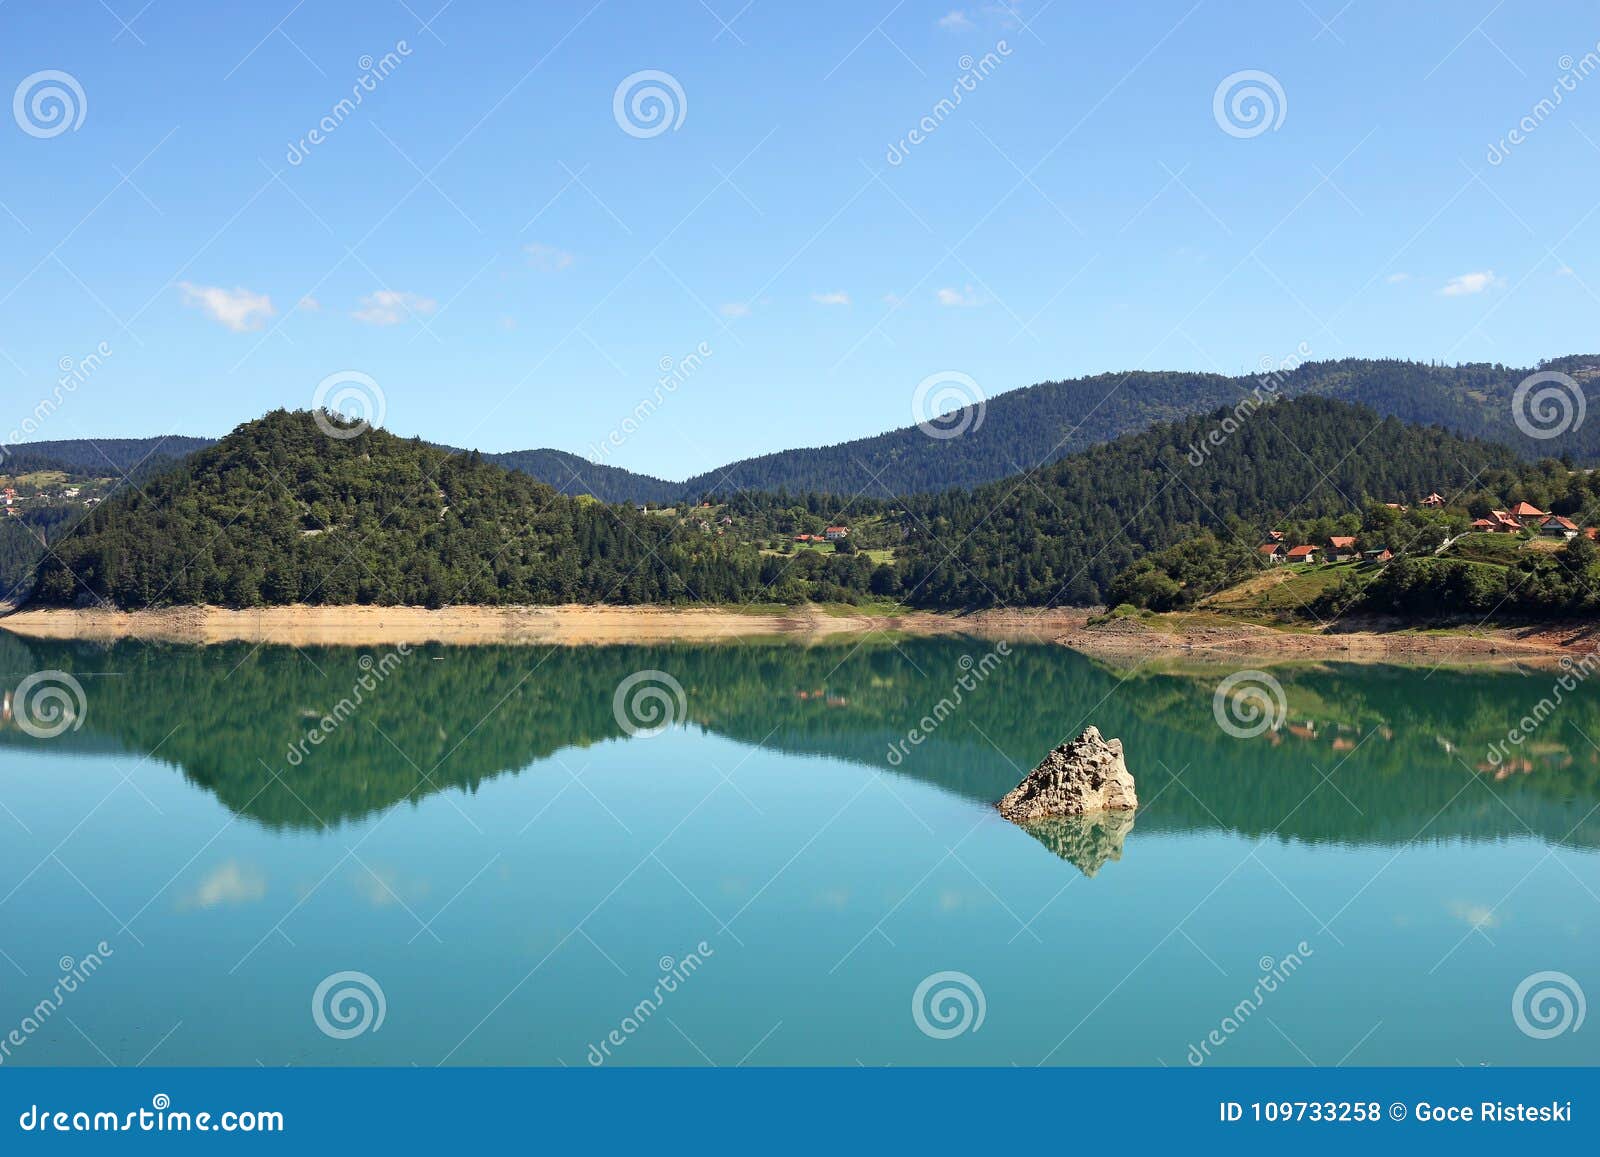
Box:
[23, 399, 1524, 611]
[895, 396, 1520, 606]
[0, 436, 213, 478]
[3, 435, 677, 505]
[9, 356, 1597, 503]
[26, 411, 778, 609]
[477, 448, 679, 504]
[680, 355, 1599, 497]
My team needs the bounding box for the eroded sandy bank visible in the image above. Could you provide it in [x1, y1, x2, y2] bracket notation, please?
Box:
[0, 604, 1092, 647]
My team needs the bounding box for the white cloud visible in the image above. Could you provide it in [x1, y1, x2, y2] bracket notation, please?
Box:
[352, 289, 438, 326]
[937, 9, 972, 27]
[1556, 262, 1576, 277]
[1385, 272, 1410, 284]
[811, 290, 851, 306]
[936, 284, 981, 307]
[883, 292, 903, 307]
[297, 294, 322, 311]
[524, 242, 574, 272]
[181, 861, 266, 909]
[1440, 270, 1499, 297]
[177, 282, 275, 332]
[719, 302, 751, 318]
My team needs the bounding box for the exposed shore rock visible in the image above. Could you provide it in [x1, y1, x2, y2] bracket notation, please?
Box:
[1016, 810, 1136, 876]
[997, 726, 1137, 822]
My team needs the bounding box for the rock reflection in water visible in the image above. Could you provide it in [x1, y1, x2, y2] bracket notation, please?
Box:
[1016, 809, 1136, 877]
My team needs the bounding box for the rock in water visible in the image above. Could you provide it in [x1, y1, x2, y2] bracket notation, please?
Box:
[997, 726, 1137, 822]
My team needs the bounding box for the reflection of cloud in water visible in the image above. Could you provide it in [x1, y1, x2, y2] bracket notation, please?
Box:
[352, 864, 431, 908]
[181, 860, 266, 909]
[1449, 900, 1501, 930]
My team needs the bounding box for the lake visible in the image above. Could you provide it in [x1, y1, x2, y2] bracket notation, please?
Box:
[0, 632, 1594, 1066]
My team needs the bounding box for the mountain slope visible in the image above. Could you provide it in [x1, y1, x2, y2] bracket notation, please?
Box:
[10, 355, 1596, 508]
[478, 448, 678, 505]
[26, 411, 783, 609]
[680, 357, 1599, 498]
[894, 395, 1522, 606]
[1, 436, 213, 478]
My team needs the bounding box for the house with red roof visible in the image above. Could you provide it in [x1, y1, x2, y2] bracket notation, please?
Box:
[1421, 492, 1446, 507]
[1286, 544, 1319, 563]
[1327, 535, 1357, 562]
[1510, 501, 1548, 526]
[823, 526, 850, 541]
[1258, 542, 1285, 563]
[1540, 514, 1580, 539]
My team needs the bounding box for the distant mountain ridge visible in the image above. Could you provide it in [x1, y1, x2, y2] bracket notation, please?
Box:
[8, 355, 1598, 503]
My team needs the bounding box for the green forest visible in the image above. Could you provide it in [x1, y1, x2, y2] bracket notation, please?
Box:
[17, 398, 1545, 612]
[893, 396, 1519, 605]
[9, 355, 1598, 506]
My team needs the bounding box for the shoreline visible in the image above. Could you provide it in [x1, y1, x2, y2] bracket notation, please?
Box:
[0, 603, 1091, 648]
[1, 603, 1593, 664]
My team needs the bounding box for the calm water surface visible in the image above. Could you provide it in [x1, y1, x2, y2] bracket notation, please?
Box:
[0, 633, 1594, 1066]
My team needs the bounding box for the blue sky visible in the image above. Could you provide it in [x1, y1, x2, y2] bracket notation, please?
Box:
[3, 0, 1599, 478]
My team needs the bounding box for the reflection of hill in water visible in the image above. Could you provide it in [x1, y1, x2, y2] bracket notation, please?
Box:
[1, 636, 1597, 849]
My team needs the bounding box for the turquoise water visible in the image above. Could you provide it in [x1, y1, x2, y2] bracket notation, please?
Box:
[0, 633, 1594, 1067]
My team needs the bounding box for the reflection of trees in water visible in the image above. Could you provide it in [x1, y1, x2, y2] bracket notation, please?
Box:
[1, 636, 1596, 848]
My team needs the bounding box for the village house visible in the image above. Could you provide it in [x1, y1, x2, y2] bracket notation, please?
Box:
[1285, 544, 1319, 564]
[1265, 529, 1285, 542]
[1258, 542, 1285, 563]
[1362, 548, 1393, 562]
[1421, 492, 1446, 507]
[1327, 536, 1357, 562]
[1540, 514, 1579, 539]
[1510, 500, 1548, 527]
[823, 526, 850, 541]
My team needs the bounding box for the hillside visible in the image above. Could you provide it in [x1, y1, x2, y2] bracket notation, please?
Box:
[0, 435, 213, 478]
[24, 411, 845, 610]
[19, 399, 1528, 613]
[682, 356, 1599, 498]
[894, 396, 1521, 605]
[9, 356, 1598, 506]
[478, 447, 679, 505]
